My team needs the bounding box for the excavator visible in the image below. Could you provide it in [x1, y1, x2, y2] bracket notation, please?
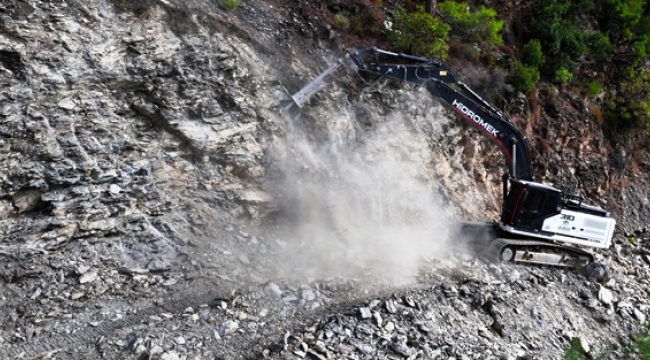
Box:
[286, 48, 616, 268]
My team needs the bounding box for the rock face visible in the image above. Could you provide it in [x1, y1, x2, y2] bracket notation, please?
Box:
[0, 0, 649, 359]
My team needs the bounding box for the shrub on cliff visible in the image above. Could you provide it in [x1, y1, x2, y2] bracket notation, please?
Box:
[388, 6, 450, 60]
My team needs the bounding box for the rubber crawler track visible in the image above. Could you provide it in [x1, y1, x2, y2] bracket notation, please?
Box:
[484, 237, 595, 265]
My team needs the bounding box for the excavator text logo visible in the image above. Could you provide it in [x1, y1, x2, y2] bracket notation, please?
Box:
[452, 99, 499, 137]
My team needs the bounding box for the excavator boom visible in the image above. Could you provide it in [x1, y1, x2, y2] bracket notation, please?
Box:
[292, 48, 534, 181]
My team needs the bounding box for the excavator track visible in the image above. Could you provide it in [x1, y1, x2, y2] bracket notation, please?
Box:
[484, 237, 594, 268]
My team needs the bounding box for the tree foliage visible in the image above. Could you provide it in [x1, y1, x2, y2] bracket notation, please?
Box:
[511, 63, 540, 93]
[219, 0, 241, 11]
[437, 1, 504, 47]
[587, 81, 602, 98]
[598, 0, 650, 61]
[381, 0, 650, 135]
[605, 66, 650, 134]
[521, 39, 544, 67]
[555, 67, 573, 85]
[388, 6, 450, 60]
[526, 0, 615, 78]
[519, 0, 650, 134]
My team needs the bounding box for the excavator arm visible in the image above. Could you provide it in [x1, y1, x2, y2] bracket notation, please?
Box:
[290, 48, 534, 182]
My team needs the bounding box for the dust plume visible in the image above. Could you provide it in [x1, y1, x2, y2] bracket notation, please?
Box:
[267, 98, 458, 284]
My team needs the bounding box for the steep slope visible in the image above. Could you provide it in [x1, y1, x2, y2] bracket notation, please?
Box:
[0, 0, 649, 359]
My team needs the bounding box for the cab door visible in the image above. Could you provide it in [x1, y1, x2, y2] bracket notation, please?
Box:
[501, 183, 561, 232]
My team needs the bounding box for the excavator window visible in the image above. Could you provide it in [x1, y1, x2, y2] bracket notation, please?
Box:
[501, 181, 562, 231]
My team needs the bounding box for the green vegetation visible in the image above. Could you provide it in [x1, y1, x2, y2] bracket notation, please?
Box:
[637, 333, 650, 359]
[521, 0, 650, 134]
[334, 14, 350, 30]
[437, 1, 504, 47]
[388, 6, 450, 60]
[587, 81, 603, 98]
[555, 67, 573, 86]
[521, 39, 544, 68]
[563, 325, 650, 359]
[605, 66, 650, 134]
[511, 63, 540, 93]
[341, 0, 650, 136]
[564, 338, 587, 360]
[219, 0, 241, 11]
[383, 1, 505, 58]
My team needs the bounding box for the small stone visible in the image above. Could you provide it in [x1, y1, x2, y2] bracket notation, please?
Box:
[373, 311, 383, 327]
[147, 259, 170, 272]
[313, 340, 328, 354]
[119, 267, 149, 275]
[57, 97, 76, 110]
[586, 298, 599, 309]
[160, 351, 181, 360]
[595, 311, 615, 323]
[238, 254, 250, 265]
[359, 307, 372, 319]
[507, 269, 521, 283]
[478, 327, 493, 339]
[265, 282, 283, 296]
[173, 336, 186, 345]
[578, 337, 591, 354]
[355, 343, 373, 354]
[633, 309, 646, 323]
[417, 323, 430, 333]
[12, 189, 42, 214]
[385, 299, 397, 313]
[98, 170, 118, 181]
[30, 288, 41, 300]
[303, 333, 316, 344]
[390, 339, 410, 357]
[598, 286, 614, 305]
[109, 184, 121, 194]
[307, 349, 328, 360]
[135, 344, 147, 354]
[578, 262, 610, 283]
[149, 345, 163, 357]
[617, 300, 633, 309]
[79, 271, 98, 284]
[403, 296, 417, 308]
[219, 320, 239, 337]
[282, 294, 298, 303]
[491, 320, 505, 337]
[77, 264, 90, 275]
[301, 289, 316, 301]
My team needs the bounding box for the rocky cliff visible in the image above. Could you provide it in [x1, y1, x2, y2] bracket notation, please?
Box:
[1, 0, 649, 359]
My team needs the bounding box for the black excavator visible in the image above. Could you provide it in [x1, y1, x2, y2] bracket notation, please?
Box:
[287, 48, 616, 268]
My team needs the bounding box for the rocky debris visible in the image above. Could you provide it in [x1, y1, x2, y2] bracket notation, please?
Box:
[262, 258, 650, 359]
[0, 0, 649, 359]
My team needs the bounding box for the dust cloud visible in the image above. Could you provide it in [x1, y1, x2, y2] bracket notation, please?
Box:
[267, 102, 457, 284]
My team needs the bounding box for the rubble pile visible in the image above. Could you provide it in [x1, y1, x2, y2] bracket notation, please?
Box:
[0, 0, 649, 359]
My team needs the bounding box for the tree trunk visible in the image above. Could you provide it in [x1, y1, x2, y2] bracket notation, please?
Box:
[425, 0, 437, 16]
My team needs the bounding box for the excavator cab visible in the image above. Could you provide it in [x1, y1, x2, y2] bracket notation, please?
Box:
[500, 180, 562, 233]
